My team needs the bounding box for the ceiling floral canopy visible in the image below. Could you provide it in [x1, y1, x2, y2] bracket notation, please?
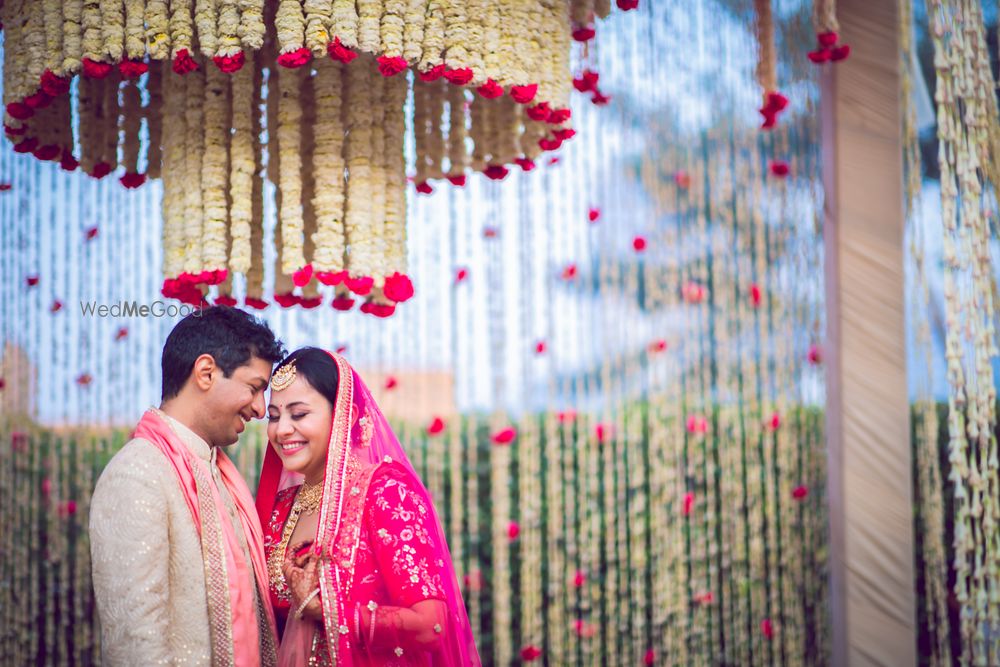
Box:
[0, 0, 635, 315]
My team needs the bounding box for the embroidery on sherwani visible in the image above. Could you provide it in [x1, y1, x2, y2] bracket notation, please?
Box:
[189, 451, 236, 667]
[257, 588, 278, 667]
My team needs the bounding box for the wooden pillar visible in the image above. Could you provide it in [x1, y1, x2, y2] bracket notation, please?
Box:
[822, 1, 916, 665]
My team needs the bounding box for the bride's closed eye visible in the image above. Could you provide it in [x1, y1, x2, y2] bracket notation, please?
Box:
[267, 412, 310, 422]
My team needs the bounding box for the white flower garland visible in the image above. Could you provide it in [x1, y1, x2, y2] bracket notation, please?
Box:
[417, 0, 444, 71]
[402, 0, 426, 62]
[480, 0, 501, 83]
[43, 0, 64, 74]
[100, 0, 125, 62]
[216, 0, 243, 60]
[201, 66, 230, 271]
[501, 0, 531, 87]
[145, 0, 171, 60]
[229, 61, 255, 274]
[357, 0, 383, 53]
[247, 61, 266, 297]
[59, 0, 83, 75]
[330, 0, 360, 49]
[369, 74, 388, 284]
[183, 68, 206, 274]
[238, 0, 266, 50]
[442, 0, 471, 72]
[194, 0, 219, 57]
[465, 1, 488, 85]
[161, 65, 187, 277]
[383, 71, 407, 271]
[23, 0, 47, 85]
[343, 57, 376, 280]
[299, 70, 318, 275]
[277, 64, 306, 275]
[169, 0, 195, 59]
[550, 1, 572, 111]
[303, 0, 333, 54]
[275, 0, 306, 55]
[310, 59, 347, 274]
[380, 0, 405, 57]
[124, 0, 146, 60]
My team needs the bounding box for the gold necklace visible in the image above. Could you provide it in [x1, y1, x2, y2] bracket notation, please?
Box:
[267, 482, 324, 602]
[295, 481, 324, 515]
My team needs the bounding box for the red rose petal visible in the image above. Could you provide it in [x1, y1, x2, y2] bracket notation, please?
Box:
[443, 67, 474, 85]
[328, 38, 359, 63]
[277, 47, 312, 68]
[477, 79, 504, 98]
[509, 83, 538, 104]
[377, 55, 408, 77]
[293, 263, 313, 287]
[82, 58, 113, 78]
[213, 51, 246, 73]
[119, 59, 149, 78]
[172, 49, 199, 74]
[418, 63, 446, 81]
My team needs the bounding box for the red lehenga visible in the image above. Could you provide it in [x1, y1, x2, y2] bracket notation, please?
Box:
[256, 351, 480, 667]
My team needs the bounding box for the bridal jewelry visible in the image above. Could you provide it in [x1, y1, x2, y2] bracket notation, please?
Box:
[294, 587, 321, 620]
[270, 361, 297, 391]
[267, 481, 323, 603]
[295, 482, 324, 515]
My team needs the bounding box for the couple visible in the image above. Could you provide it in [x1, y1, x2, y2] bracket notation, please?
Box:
[89, 307, 479, 666]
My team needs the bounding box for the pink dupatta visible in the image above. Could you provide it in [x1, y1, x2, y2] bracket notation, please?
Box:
[256, 352, 480, 666]
[136, 409, 278, 667]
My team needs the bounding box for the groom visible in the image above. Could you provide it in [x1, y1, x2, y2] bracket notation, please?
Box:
[90, 306, 285, 666]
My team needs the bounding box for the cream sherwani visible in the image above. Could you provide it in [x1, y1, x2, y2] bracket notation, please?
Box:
[90, 411, 267, 666]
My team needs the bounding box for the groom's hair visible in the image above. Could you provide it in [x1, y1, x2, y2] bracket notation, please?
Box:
[160, 306, 286, 401]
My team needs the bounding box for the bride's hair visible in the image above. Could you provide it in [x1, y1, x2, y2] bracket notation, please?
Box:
[273, 347, 340, 406]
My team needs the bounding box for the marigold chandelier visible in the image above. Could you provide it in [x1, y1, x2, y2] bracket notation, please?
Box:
[0, 0, 634, 315]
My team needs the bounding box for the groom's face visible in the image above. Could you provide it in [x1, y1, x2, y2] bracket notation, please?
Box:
[202, 355, 272, 447]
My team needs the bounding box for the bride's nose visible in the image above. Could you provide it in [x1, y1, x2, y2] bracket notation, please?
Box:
[275, 415, 295, 439]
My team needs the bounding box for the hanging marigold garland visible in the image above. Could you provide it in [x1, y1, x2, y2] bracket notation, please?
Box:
[1, 0, 632, 314]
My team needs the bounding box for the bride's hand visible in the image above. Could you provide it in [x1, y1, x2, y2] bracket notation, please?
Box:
[283, 541, 323, 622]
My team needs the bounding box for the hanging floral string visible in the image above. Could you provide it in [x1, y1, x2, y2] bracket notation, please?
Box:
[1, 0, 630, 314]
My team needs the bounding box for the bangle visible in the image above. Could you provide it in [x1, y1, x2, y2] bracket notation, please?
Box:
[354, 602, 363, 647]
[367, 600, 378, 646]
[294, 588, 321, 620]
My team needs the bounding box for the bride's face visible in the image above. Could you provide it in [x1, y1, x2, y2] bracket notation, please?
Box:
[266, 374, 333, 483]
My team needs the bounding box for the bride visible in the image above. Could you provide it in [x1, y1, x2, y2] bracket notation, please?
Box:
[255, 347, 479, 666]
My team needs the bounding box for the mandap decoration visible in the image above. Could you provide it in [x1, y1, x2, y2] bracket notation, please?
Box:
[0, 0, 634, 316]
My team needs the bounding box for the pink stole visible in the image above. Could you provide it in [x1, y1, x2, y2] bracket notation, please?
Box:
[135, 409, 277, 667]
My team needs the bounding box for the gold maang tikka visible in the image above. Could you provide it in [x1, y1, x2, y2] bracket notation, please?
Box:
[270, 362, 297, 391]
